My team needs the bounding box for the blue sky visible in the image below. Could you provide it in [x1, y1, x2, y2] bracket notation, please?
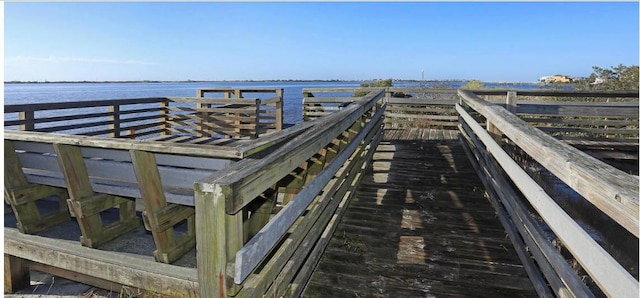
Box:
[3, 2, 639, 82]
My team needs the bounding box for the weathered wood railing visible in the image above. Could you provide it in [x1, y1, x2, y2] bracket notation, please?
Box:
[4, 118, 310, 260]
[303, 87, 459, 129]
[196, 88, 284, 137]
[194, 89, 385, 297]
[457, 89, 639, 297]
[5, 88, 284, 139]
[471, 89, 639, 140]
[6, 86, 638, 296]
[4, 97, 166, 138]
[4, 89, 385, 297]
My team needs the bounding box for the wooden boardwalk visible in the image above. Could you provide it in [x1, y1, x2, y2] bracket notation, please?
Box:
[304, 128, 537, 297]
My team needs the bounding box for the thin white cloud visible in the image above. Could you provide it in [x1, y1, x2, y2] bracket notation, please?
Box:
[6, 56, 156, 65]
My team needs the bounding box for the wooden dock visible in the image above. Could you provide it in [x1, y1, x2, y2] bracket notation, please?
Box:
[4, 88, 638, 297]
[304, 129, 537, 297]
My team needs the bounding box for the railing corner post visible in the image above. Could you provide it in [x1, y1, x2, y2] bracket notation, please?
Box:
[195, 182, 230, 298]
[275, 89, 284, 131]
[108, 104, 121, 138]
[506, 91, 517, 114]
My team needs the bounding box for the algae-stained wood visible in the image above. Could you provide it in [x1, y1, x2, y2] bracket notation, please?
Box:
[305, 133, 537, 297]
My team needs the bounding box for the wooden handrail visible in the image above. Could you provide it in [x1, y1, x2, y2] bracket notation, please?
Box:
[457, 102, 638, 297]
[198, 89, 385, 214]
[194, 89, 385, 297]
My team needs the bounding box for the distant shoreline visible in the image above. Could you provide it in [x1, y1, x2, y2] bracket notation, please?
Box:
[4, 79, 484, 84]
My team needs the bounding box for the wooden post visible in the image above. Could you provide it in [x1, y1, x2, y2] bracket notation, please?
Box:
[160, 100, 170, 136]
[18, 110, 34, 131]
[275, 89, 284, 131]
[486, 120, 503, 142]
[234, 90, 243, 138]
[506, 91, 517, 114]
[4, 255, 30, 293]
[109, 104, 121, 138]
[253, 99, 261, 139]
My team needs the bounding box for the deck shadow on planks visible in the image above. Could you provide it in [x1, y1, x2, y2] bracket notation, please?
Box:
[304, 136, 537, 297]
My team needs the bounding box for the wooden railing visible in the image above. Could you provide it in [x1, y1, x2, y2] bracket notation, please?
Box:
[5, 89, 284, 139]
[303, 87, 459, 129]
[194, 89, 385, 297]
[197, 88, 284, 136]
[4, 97, 167, 138]
[471, 89, 639, 139]
[457, 89, 639, 297]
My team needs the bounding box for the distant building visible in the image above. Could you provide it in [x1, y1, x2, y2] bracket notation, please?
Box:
[591, 77, 606, 85]
[539, 74, 572, 84]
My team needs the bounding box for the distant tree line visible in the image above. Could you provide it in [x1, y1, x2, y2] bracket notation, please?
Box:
[353, 79, 410, 98]
[575, 64, 639, 91]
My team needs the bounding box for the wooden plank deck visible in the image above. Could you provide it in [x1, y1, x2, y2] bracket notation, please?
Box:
[303, 128, 537, 297]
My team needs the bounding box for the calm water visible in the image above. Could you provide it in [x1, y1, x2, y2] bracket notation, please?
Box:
[4, 81, 545, 124]
[4, 81, 365, 124]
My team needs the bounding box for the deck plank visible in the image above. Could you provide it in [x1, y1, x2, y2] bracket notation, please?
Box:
[304, 129, 537, 297]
